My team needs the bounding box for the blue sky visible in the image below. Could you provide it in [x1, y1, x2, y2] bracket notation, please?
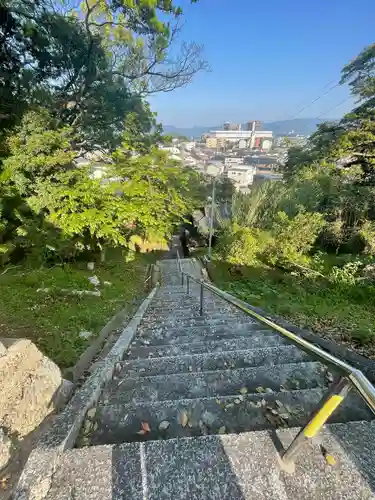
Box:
[150, 0, 375, 127]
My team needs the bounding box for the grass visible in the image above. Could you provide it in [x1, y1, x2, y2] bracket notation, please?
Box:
[208, 259, 375, 358]
[0, 249, 160, 369]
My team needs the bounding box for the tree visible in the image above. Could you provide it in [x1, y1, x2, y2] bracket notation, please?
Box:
[0, 0, 208, 264]
[67, 0, 208, 96]
[28, 148, 202, 255]
[338, 43, 375, 184]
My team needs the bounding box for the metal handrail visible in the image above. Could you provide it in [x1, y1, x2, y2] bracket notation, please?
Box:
[175, 251, 375, 464]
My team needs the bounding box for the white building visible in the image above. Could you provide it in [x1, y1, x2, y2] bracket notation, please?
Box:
[159, 146, 180, 155]
[224, 157, 244, 166]
[205, 162, 224, 177]
[184, 142, 196, 151]
[262, 139, 273, 151]
[209, 129, 273, 148]
[226, 165, 256, 190]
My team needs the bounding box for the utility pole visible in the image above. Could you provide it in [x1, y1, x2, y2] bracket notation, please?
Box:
[208, 176, 216, 260]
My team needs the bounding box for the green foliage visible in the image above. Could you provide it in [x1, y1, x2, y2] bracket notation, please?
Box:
[216, 225, 271, 265]
[262, 211, 325, 266]
[0, 250, 158, 368]
[0, 0, 206, 267]
[328, 261, 362, 286]
[209, 260, 375, 348]
[3, 109, 76, 193]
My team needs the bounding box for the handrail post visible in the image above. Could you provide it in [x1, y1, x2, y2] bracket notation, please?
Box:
[181, 272, 184, 287]
[186, 275, 189, 295]
[282, 376, 351, 465]
[200, 281, 204, 316]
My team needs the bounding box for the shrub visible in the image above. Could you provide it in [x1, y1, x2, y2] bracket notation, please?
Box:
[216, 224, 271, 266]
[263, 211, 325, 266]
[328, 261, 362, 286]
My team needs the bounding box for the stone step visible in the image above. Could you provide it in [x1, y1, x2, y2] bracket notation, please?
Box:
[120, 346, 310, 377]
[146, 303, 236, 316]
[138, 320, 261, 336]
[138, 314, 248, 330]
[86, 389, 373, 447]
[130, 329, 282, 349]
[48, 421, 375, 500]
[104, 362, 326, 404]
[142, 309, 244, 324]
[137, 319, 258, 338]
[126, 333, 288, 359]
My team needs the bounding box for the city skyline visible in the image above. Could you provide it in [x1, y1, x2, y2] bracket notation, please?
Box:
[150, 0, 375, 127]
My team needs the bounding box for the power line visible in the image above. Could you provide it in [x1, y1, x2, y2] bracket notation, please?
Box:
[288, 80, 341, 120]
[315, 96, 352, 120]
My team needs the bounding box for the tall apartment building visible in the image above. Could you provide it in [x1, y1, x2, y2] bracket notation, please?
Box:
[224, 122, 240, 131]
[246, 120, 262, 131]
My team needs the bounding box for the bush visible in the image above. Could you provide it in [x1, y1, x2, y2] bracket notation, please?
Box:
[328, 261, 362, 286]
[216, 225, 271, 265]
[263, 211, 325, 266]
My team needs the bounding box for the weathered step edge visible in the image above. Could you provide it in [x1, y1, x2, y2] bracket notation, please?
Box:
[13, 286, 159, 500]
[87, 388, 373, 446]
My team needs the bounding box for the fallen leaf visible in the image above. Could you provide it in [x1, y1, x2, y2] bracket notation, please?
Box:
[275, 400, 283, 408]
[179, 411, 188, 427]
[137, 429, 147, 435]
[159, 420, 170, 431]
[234, 398, 241, 404]
[256, 386, 265, 393]
[141, 421, 151, 433]
[325, 454, 337, 466]
[279, 412, 290, 420]
[260, 399, 267, 407]
[215, 399, 221, 404]
[239, 387, 248, 395]
[238, 395, 244, 401]
[218, 426, 226, 434]
[0, 475, 10, 490]
[87, 408, 96, 419]
[265, 388, 273, 394]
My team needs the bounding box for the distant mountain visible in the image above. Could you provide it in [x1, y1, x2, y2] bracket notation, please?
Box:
[265, 118, 330, 136]
[163, 118, 333, 138]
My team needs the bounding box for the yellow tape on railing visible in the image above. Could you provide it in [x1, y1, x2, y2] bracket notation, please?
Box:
[304, 395, 344, 438]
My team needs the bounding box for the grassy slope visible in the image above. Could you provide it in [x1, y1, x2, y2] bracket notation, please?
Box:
[208, 260, 375, 359]
[0, 250, 158, 369]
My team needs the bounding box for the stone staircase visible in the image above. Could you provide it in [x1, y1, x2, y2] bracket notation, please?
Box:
[29, 259, 375, 499]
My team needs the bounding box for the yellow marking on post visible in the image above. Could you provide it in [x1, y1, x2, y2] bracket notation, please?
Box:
[304, 395, 344, 438]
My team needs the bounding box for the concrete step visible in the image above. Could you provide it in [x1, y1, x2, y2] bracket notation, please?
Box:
[126, 333, 288, 359]
[146, 303, 237, 316]
[48, 421, 375, 500]
[86, 389, 373, 446]
[138, 314, 249, 330]
[136, 320, 259, 339]
[129, 329, 284, 350]
[142, 309, 244, 324]
[120, 346, 311, 377]
[104, 362, 327, 404]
